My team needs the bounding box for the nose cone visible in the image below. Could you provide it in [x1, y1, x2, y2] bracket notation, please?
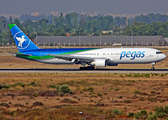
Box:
[163, 54, 166, 59]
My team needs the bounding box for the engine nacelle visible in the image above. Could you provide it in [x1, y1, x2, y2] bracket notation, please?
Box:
[91, 59, 107, 67]
[106, 61, 118, 66]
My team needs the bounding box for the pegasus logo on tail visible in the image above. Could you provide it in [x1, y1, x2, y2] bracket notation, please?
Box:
[16, 36, 27, 48]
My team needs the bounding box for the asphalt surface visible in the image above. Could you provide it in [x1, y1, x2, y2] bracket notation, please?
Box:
[0, 68, 168, 73]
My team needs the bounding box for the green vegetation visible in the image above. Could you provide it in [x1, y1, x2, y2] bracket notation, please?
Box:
[112, 108, 123, 115]
[0, 103, 10, 108]
[134, 110, 148, 119]
[109, 87, 120, 91]
[32, 101, 44, 107]
[0, 82, 41, 89]
[134, 90, 142, 95]
[49, 85, 60, 91]
[10, 82, 25, 87]
[1, 13, 168, 45]
[127, 112, 134, 117]
[147, 112, 158, 120]
[155, 106, 168, 117]
[60, 84, 71, 94]
[0, 73, 168, 119]
[27, 81, 41, 87]
[60, 98, 77, 103]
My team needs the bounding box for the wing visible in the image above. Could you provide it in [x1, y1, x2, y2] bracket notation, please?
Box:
[48, 54, 112, 63]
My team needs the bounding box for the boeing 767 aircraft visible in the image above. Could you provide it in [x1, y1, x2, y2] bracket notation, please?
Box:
[8, 24, 166, 70]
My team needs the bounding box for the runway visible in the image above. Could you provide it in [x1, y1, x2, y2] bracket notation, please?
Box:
[0, 68, 168, 73]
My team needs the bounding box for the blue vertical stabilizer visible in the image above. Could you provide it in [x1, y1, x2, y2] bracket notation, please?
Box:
[9, 24, 39, 52]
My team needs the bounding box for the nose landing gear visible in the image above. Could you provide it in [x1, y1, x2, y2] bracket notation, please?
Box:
[151, 62, 155, 70]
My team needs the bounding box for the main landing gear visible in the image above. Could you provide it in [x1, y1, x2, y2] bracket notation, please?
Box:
[80, 66, 95, 70]
[151, 62, 155, 70]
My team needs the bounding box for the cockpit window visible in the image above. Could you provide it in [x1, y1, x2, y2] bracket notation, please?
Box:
[156, 52, 162, 54]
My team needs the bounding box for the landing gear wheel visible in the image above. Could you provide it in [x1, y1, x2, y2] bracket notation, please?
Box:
[151, 62, 155, 70]
[151, 67, 155, 70]
[90, 66, 95, 70]
[80, 67, 84, 70]
[79, 66, 95, 70]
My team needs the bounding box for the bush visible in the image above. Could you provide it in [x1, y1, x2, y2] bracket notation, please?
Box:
[14, 104, 25, 108]
[164, 106, 168, 114]
[97, 93, 102, 97]
[56, 98, 60, 100]
[134, 90, 141, 94]
[60, 85, 71, 94]
[112, 108, 122, 115]
[83, 88, 88, 91]
[88, 87, 94, 92]
[127, 112, 134, 117]
[155, 106, 167, 117]
[139, 97, 145, 101]
[32, 101, 44, 107]
[147, 97, 157, 102]
[11, 82, 25, 87]
[140, 110, 147, 115]
[124, 100, 131, 103]
[32, 93, 38, 97]
[147, 112, 158, 120]
[114, 88, 119, 91]
[155, 106, 164, 113]
[28, 82, 41, 87]
[49, 85, 60, 91]
[60, 98, 77, 103]
[0, 103, 10, 108]
[118, 96, 123, 99]
[134, 110, 147, 119]
[0, 84, 10, 89]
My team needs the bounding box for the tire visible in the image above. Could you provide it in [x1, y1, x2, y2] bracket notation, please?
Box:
[91, 66, 95, 70]
[80, 67, 84, 70]
[151, 67, 155, 70]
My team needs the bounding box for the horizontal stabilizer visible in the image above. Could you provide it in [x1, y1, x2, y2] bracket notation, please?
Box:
[13, 53, 32, 57]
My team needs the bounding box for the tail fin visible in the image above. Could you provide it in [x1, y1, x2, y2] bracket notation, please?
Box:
[8, 24, 39, 52]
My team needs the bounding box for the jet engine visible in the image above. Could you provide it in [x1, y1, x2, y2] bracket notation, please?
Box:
[90, 59, 107, 67]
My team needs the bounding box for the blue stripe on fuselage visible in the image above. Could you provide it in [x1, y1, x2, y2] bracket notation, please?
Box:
[20, 48, 97, 56]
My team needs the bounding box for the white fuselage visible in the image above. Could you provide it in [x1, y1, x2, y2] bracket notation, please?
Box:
[36, 48, 166, 65]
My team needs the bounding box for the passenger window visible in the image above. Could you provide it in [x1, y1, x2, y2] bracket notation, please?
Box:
[115, 53, 120, 55]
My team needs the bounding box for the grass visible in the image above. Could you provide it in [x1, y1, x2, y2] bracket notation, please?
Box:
[0, 72, 167, 119]
[134, 90, 142, 94]
[60, 98, 78, 104]
[1, 48, 168, 119]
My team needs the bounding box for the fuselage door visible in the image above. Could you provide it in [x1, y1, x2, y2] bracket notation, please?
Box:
[146, 51, 149, 58]
[40, 52, 44, 58]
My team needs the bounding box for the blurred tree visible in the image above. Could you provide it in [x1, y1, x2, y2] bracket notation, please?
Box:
[9, 16, 13, 24]
[53, 28, 66, 36]
[14, 18, 21, 28]
[0, 16, 7, 30]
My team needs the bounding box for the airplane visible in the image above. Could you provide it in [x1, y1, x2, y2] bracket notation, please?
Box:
[8, 24, 166, 70]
